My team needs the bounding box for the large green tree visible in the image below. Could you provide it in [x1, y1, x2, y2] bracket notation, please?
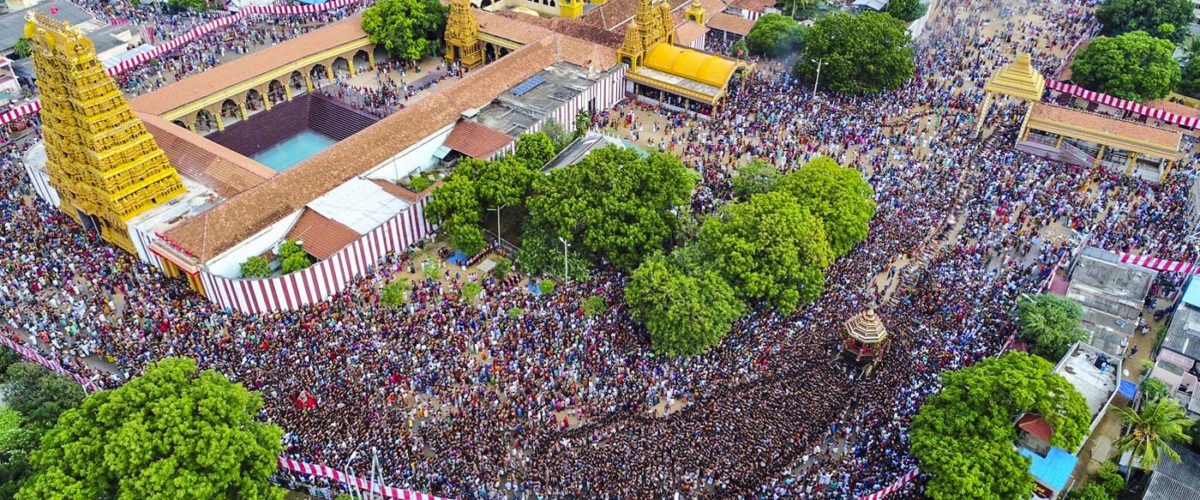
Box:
[514, 132, 557, 170]
[911, 352, 1092, 500]
[1096, 0, 1193, 43]
[624, 254, 744, 357]
[731, 158, 780, 200]
[17, 358, 285, 500]
[698, 191, 833, 313]
[166, 0, 212, 11]
[775, 156, 875, 257]
[794, 12, 915, 95]
[1070, 31, 1181, 102]
[527, 146, 696, 270]
[884, 0, 927, 22]
[1113, 397, 1194, 479]
[512, 223, 591, 281]
[361, 0, 447, 62]
[1180, 55, 1200, 97]
[745, 13, 806, 58]
[1015, 294, 1088, 362]
[0, 407, 38, 500]
[1, 363, 84, 432]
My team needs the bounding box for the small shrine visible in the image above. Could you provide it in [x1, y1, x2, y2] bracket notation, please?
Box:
[834, 308, 889, 377]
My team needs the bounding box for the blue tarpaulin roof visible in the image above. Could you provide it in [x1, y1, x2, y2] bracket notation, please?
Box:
[1182, 281, 1200, 308]
[1021, 447, 1078, 491]
[1119, 379, 1138, 399]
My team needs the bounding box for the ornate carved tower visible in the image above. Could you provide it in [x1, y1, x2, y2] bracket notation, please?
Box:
[617, 20, 646, 70]
[685, 0, 707, 24]
[25, 12, 186, 255]
[444, 0, 483, 69]
[634, 0, 668, 50]
[658, 1, 675, 45]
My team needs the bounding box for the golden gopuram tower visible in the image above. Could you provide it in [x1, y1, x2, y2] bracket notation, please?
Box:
[618, 0, 675, 70]
[444, 0, 483, 69]
[25, 12, 186, 254]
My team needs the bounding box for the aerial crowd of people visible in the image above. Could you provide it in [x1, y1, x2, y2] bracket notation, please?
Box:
[1, 0, 1196, 498]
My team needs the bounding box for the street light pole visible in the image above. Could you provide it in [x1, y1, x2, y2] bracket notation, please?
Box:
[342, 451, 360, 499]
[487, 204, 506, 246]
[812, 59, 823, 95]
[558, 237, 570, 285]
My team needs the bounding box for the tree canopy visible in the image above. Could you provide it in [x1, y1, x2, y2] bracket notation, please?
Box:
[361, 0, 447, 62]
[527, 145, 696, 270]
[514, 132, 558, 170]
[624, 254, 744, 357]
[1, 363, 84, 432]
[425, 154, 538, 256]
[17, 358, 285, 500]
[745, 13, 806, 58]
[1015, 294, 1088, 362]
[731, 158, 780, 200]
[793, 12, 915, 95]
[167, 0, 212, 11]
[12, 38, 31, 59]
[911, 352, 1092, 500]
[698, 191, 833, 313]
[1096, 0, 1193, 43]
[1070, 31, 1181, 102]
[1180, 55, 1200, 97]
[884, 0, 927, 22]
[775, 156, 875, 257]
[1113, 397, 1194, 477]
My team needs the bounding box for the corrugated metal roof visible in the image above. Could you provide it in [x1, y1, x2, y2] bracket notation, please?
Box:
[1020, 446, 1078, 491]
[1145, 445, 1200, 500]
[307, 177, 410, 235]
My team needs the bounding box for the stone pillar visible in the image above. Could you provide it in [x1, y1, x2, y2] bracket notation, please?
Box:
[1125, 153, 1139, 175]
[1092, 144, 1105, 168]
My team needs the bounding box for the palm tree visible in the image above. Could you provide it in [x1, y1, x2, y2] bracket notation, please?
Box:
[1113, 397, 1195, 480]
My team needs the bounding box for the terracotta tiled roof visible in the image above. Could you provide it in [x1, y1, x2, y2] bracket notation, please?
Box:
[674, 20, 709, 46]
[494, 10, 625, 49]
[371, 179, 429, 204]
[165, 36, 572, 262]
[1017, 414, 1053, 443]
[1030, 103, 1183, 149]
[284, 208, 360, 260]
[476, 9, 554, 44]
[129, 14, 369, 116]
[582, 0, 690, 31]
[731, 0, 773, 12]
[139, 112, 275, 198]
[707, 11, 756, 35]
[444, 119, 515, 158]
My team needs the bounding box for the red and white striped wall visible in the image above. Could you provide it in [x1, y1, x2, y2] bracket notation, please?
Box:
[1114, 251, 1199, 274]
[1046, 80, 1200, 129]
[521, 67, 627, 139]
[197, 197, 433, 314]
[22, 161, 60, 208]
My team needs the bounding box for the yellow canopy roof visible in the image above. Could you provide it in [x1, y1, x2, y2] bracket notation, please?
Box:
[643, 44, 738, 89]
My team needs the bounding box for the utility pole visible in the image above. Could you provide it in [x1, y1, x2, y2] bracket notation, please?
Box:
[558, 237, 570, 285]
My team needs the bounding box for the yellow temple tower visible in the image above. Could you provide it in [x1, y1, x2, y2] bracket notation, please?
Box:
[444, 0, 484, 69]
[684, 0, 707, 24]
[559, 0, 583, 19]
[25, 12, 186, 255]
[619, 0, 674, 68]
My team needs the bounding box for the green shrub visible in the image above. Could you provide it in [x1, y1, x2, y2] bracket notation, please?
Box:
[507, 306, 522, 319]
[492, 258, 512, 280]
[539, 279, 555, 295]
[1096, 461, 1125, 497]
[408, 174, 434, 193]
[583, 295, 607, 318]
[279, 239, 305, 259]
[1141, 378, 1171, 401]
[381, 279, 411, 307]
[461, 281, 483, 303]
[240, 256, 271, 278]
[281, 252, 312, 274]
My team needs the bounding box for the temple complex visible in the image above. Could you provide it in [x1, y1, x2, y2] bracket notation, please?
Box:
[980, 54, 1185, 183]
[24, 12, 186, 255]
[21, 0, 753, 312]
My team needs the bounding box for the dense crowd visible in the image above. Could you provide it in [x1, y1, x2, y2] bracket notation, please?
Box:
[1, 0, 1196, 499]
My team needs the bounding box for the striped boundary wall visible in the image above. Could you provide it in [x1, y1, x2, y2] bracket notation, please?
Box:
[0, 0, 367, 125]
[196, 197, 433, 314]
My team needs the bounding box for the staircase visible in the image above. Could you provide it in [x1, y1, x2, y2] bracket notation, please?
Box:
[307, 94, 378, 141]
